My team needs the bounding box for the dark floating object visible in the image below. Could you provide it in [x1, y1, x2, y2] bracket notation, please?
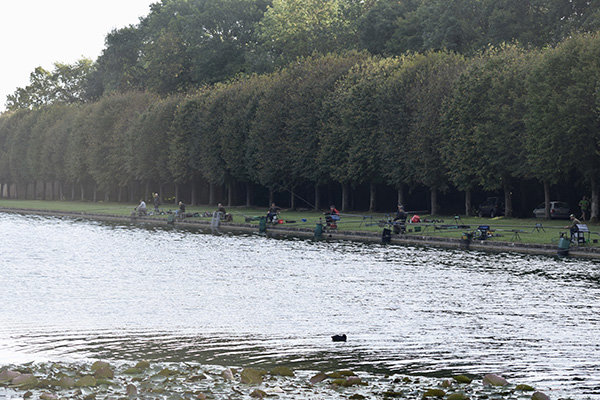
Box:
[331, 334, 347, 342]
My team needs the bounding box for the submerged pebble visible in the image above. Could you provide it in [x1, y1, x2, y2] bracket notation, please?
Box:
[0, 361, 550, 400]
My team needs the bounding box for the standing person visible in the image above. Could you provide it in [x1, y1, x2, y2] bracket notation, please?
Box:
[579, 196, 590, 221]
[153, 193, 161, 214]
[176, 201, 186, 218]
[136, 199, 147, 216]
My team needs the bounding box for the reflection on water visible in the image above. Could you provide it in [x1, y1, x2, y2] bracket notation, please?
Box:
[1, 212, 600, 398]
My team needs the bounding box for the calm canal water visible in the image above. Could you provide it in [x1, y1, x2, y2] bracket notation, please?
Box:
[1, 212, 599, 398]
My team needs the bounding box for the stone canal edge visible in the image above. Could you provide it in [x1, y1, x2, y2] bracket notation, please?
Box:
[3, 207, 600, 260]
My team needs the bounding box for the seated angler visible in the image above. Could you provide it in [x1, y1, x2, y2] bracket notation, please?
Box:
[324, 205, 340, 227]
[564, 214, 582, 240]
[393, 204, 407, 234]
[136, 199, 147, 216]
[266, 203, 281, 223]
[216, 203, 233, 222]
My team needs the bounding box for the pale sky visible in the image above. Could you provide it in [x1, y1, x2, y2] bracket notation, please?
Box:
[0, 0, 157, 111]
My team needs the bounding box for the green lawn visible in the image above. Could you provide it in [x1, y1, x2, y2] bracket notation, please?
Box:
[1, 199, 597, 247]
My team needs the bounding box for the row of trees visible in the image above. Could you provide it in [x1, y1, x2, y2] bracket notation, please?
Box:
[7, 0, 600, 110]
[2, 32, 600, 219]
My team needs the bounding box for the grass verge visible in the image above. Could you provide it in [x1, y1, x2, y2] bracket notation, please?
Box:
[1, 199, 598, 248]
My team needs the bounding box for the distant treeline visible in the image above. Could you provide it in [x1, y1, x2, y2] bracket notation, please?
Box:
[3, 0, 600, 218]
[2, 32, 600, 219]
[7, 0, 600, 110]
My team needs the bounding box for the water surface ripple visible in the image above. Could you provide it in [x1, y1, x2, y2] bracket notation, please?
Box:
[1, 212, 599, 398]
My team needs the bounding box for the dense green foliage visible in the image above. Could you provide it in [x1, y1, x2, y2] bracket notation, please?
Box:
[3, 0, 600, 219]
[8, 0, 600, 108]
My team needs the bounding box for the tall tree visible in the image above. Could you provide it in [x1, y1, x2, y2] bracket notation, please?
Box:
[218, 74, 268, 206]
[248, 53, 361, 209]
[357, 0, 420, 55]
[282, 53, 365, 209]
[320, 56, 396, 211]
[482, 0, 551, 47]
[140, 0, 271, 94]
[129, 95, 180, 198]
[527, 33, 600, 221]
[64, 105, 93, 201]
[7, 110, 38, 198]
[168, 92, 210, 203]
[86, 26, 147, 99]
[442, 45, 531, 217]
[189, 86, 230, 205]
[0, 112, 23, 197]
[6, 59, 93, 110]
[394, 51, 466, 215]
[84, 92, 153, 200]
[258, 0, 363, 65]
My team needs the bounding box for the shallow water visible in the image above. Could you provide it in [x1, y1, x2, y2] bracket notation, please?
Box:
[1, 212, 600, 398]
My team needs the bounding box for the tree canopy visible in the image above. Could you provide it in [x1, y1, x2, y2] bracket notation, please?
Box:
[4, 1, 600, 219]
[8, 0, 600, 109]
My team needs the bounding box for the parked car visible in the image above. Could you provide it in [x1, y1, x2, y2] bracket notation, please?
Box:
[532, 201, 571, 219]
[478, 197, 504, 218]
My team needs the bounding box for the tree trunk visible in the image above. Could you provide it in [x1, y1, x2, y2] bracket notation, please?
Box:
[341, 182, 350, 212]
[209, 182, 215, 206]
[503, 180, 512, 218]
[128, 182, 133, 203]
[314, 184, 321, 211]
[397, 185, 404, 207]
[191, 180, 197, 206]
[430, 187, 438, 216]
[591, 179, 599, 223]
[544, 180, 551, 219]
[290, 186, 295, 209]
[175, 184, 180, 205]
[246, 182, 252, 206]
[228, 182, 233, 207]
[269, 188, 274, 205]
[464, 189, 472, 216]
[369, 182, 377, 212]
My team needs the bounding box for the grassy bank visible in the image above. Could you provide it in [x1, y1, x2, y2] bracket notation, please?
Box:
[1, 199, 598, 248]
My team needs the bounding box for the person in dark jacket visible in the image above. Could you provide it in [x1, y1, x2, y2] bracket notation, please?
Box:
[393, 204, 407, 234]
[267, 203, 281, 223]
